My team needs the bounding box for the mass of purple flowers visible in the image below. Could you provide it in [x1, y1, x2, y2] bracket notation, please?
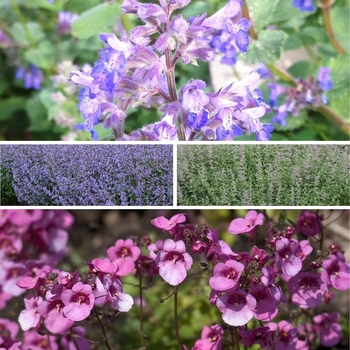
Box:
[1, 144, 172, 206]
[70, 0, 273, 141]
[0, 209, 348, 349]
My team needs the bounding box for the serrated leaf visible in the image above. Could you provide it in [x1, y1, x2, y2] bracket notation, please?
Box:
[72, 3, 121, 40]
[10, 22, 45, 46]
[24, 41, 55, 69]
[0, 97, 27, 121]
[246, 0, 280, 31]
[331, 7, 349, 53]
[244, 30, 287, 64]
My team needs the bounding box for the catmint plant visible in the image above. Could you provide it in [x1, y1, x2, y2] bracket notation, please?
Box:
[70, 0, 273, 141]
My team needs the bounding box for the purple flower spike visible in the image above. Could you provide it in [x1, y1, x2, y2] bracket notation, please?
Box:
[156, 239, 193, 286]
[318, 67, 332, 91]
[314, 312, 342, 347]
[209, 260, 244, 291]
[216, 288, 256, 326]
[228, 210, 264, 240]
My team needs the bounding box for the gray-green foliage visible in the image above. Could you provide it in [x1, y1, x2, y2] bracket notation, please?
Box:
[177, 145, 350, 206]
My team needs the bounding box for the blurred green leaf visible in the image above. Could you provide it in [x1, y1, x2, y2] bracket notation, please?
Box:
[24, 41, 55, 69]
[246, 0, 280, 31]
[270, 0, 314, 23]
[331, 7, 349, 53]
[244, 30, 288, 64]
[0, 97, 27, 121]
[22, 0, 59, 11]
[272, 110, 308, 131]
[328, 55, 350, 99]
[288, 60, 311, 79]
[72, 3, 121, 40]
[10, 22, 45, 46]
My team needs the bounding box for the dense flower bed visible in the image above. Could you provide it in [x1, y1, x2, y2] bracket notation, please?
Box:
[1, 144, 173, 206]
[177, 144, 350, 206]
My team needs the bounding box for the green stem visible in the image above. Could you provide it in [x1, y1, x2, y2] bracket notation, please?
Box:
[173, 286, 183, 350]
[316, 105, 350, 136]
[10, 0, 36, 48]
[266, 64, 297, 87]
[139, 276, 147, 348]
[318, 0, 346, 55]
[94, 306, 113, 350]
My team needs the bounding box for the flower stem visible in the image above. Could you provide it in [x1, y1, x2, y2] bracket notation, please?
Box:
[316, 105, 350, 136]
[241, 1, 257, 40]
[173, 286, 183, 350]
[318, 0, 346, 55]
[10, 0, 36, 48]
[139, 276, 147, 348]
[94, 306, 113, 350]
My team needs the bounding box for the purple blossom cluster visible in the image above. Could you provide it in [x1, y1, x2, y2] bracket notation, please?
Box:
[150, 210, 349, 349]
[15, 65, 43, 90]
[0, 210, 348, 349]
[0, 210, 73, 349]
[1, 144, 172, 206]
[268, 67, 332, 126]
[70, 0, 273, 141]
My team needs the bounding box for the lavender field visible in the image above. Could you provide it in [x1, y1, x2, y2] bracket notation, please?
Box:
[178, 145, 350, 206]
[1, 145, 173, 206]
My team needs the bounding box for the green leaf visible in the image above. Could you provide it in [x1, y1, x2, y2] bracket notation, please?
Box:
[0, 97, 27, 121]
[72, 3, 121, 40]
[288, 61, 311, 79]
[329, 94, 350, 121]
[10, 22, 45, 46]
[270, 0, 314, 23]
[246, 0, 280, 31]
[244, 30, 288, 64]
[327, 55, 350, 100]
[24, 41, 55, 69]
[331, 7, 349, 53]
[22, 0, 59, 11]
[25, 94, 52, 132]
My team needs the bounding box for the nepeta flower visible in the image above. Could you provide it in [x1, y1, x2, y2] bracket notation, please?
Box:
[15, 65, 43, 90]
[216, 288, 256, 326]
[287, 272, 328, 308]
[228, 210, 264, 240]
[155, 239, 193, 286]
[107, 239, 141, 276]
[293, 0, 315, 12]
[313, 312, 342, 347]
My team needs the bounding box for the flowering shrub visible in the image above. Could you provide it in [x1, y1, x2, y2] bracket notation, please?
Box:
[0, 0, 348, 140]
[0, 209, 349, 349]
[0, 144, 173, 206]
[177, 144, 350, 206]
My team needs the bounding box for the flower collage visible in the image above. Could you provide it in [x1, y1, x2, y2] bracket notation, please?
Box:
[0, 0, 349, 349]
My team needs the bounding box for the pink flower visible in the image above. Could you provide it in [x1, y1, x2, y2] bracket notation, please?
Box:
[228, 210, 264, 240]
[248, 285, 278, 321]
[18, 295, 43, 331]
[321, 252, 350, 290]
[151, 214, 186, 231]
[297, 210, 322, 237]
[22, 330, 58, 350]
[313, 312, 342, 347]
[209, 260, 244, 291]
[156, 239, 193, 286]
[216, 289, 256, 326]
[287, 272, 328, 308]
[267, 320, 298, 350]
[61, 282, 95, 321]
[238, 326, 274, 348]
[194, 324, 223, 350]
[107, 239, 141, 276]
[275, 238, 302, 277]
